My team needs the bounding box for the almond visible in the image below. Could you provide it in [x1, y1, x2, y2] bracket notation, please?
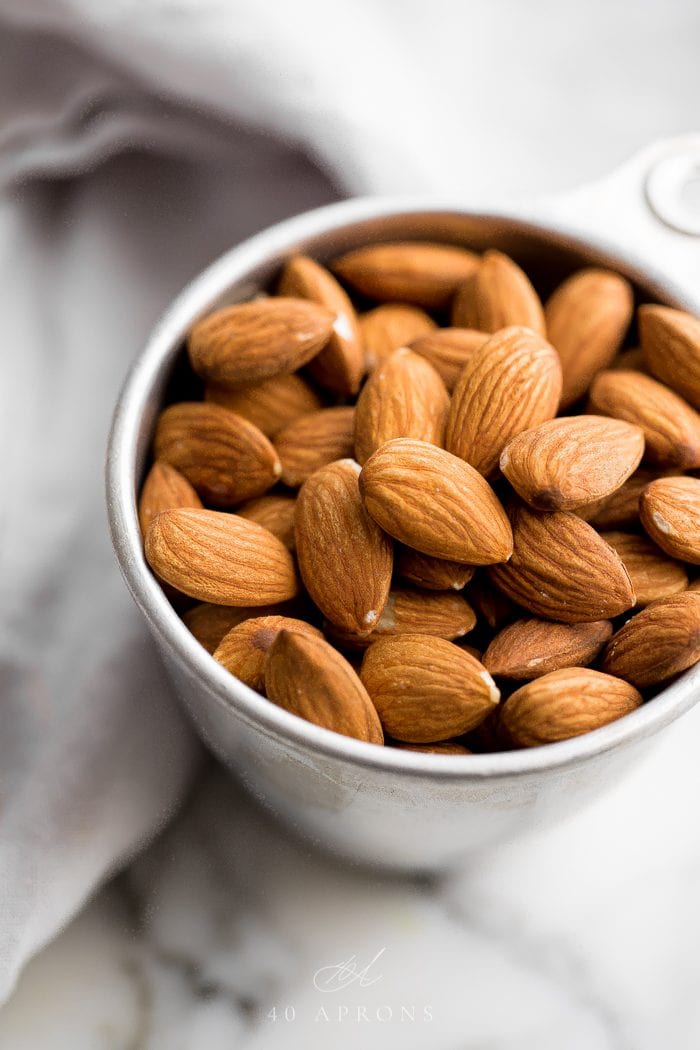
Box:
[640, 476, 700, 564]
[408, 327, 488, 390]
[359, 438, 513, 564]
[601, 592, 700, 687]
[326, 587, 476, 648]
[588, 370, 700, 468]
[358, 303, 436, 371]
[639, 304, 700, 410]
[396, 547, 475, 591]
[500, 668, 642, 747]
[445, 326, 563, 476]
[205, 372, 322, 437]
[353, 348, 449, 464]
[586, 469, 665, 529]
[214, 615, 322, 690]
[138, 461, 202, 536]
[488, 504, 635, 622]
[183, 602, 286, 654]
[295, 459, 393, 635]
[278, 255, 364, 395]
[188, 298, 334, 386]
[274, 406, 355, 487]
[451, 250, 545, 335]
[154, 402, 281, 505]
[600, 530, 688, 605]
[144, 508, 298, 605]
[331, 241, 479, 309]
[264, 630, 384, 743]
[360, 634, 499, 743]
[544, 268, 633, 407]
[236, 493, 297, 549]
[483, 618, 612, 680]
[500, 415, 644, 511]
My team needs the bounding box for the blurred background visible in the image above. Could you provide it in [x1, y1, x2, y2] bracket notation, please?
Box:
[2, 1, 700, 1047]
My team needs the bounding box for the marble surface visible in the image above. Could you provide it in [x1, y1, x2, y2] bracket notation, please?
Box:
[5, 1, 700, 1045]
[3, 698, 700, 1049]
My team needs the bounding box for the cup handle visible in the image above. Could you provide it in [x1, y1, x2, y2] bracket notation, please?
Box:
[532, 134, 700, 310]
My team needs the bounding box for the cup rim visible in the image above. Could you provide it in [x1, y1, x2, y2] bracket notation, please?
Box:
[106, 195, 700, 781]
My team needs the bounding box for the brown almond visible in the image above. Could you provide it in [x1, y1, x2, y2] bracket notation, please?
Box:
[489, 504, 635, 623]
[501, 668, 642, 747]
[600, 530, 688, 606]
[188, 298, 334, 386]
[138, 461, 202, 536]
[183, 603, 284, 654]
[359, 438, 513, 564]
[640, 476, 700, 564]
[588, 370, 700, 468]
[396, 547, 475, 591]
[295, 459, 393, 635]
[483, 618, 612, 680]
[214, 615, 322, 691]
[154, 402, 281, 505]
[353, 348, 449, 464]
[358, 303, 436, 371]
[408, 327, 489, 390]
[274, 406, 355, 487]
[586, 469, 665, 529]
[332, 241, 479, 309]
[500, 415, 644, 511]
[236, 494, 297, 549]
[205, 373, 322, 437]
[545, 268, 633, 407]
[451, 250, 545, 335]
[360, 634, 499, 743]
[445, 326, 563, 476]
[144, 508, 298, 605]
[639, 304, 700, 410]
[601, 592, 700, 687]
[278, 255, 364, 395]
[326, 587, 476, 648]
[264, 630, 384, 744]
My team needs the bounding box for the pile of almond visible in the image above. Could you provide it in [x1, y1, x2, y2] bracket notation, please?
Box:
[140, 241, 700, 753]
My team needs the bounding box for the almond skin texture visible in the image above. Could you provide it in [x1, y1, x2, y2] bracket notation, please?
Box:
[396, 547, 475, 591]
[326, 588, 476, 648]
[205, 373, 323, 437]
[359, 438, 513, 564]
[145, 508, 298, 605]
[588, 370, 700, 469]
[295, 459, 393, 636]
[138, 461, 202, 536]
[640, 476, 700, 564]
[451, 250, 545, 335]
[188, 298, 334, 387]
[445, 326, 563, 477]
[484, 618, 612, 680]
[183, 603, 285, 654]
[586, 469, 664, 530]
[154, 402, 281, 506]
[500, 415, 644, 511]
[545, 269, 633, 407]
[358, 304, 436, 371]
[600, 531, 688, 606]
[640, 304, 700, 410]
[353, 348, 449, 464]
[601, 593, 700, 687]
[408, 328, 488, 391]
[264, 630, 384, 744]
[274, 406, 355, 487]
[213, 615, 322, 691]
[489, 504, 635, 623]
[236, 494, 297, 550]
[360, 634, 499, 743]
[278, 255, 364, 395]
[331, 241, 479, 309]
[501, 668, 642, 748]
